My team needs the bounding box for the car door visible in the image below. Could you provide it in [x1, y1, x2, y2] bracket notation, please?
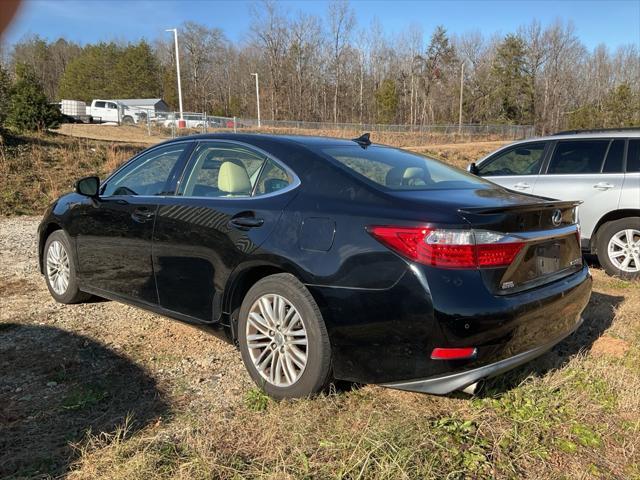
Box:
[475, 142, 548, 193]
[620, 139, 640, 211]
[152, 140, 299, 323]
[532, 138, 624, 242]
[72, 142, 192, 304]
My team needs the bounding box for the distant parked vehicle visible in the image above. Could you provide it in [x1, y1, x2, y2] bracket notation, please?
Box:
[86, 99, 144, 125]
[469, 129, 640, 279]
[163, 113, 206, 129]
[58, 99, 92, 124]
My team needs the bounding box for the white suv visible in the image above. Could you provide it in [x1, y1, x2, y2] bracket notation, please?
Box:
[470, 129, 640, 279]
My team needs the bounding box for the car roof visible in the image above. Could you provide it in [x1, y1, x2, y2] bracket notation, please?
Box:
[512, 130, 640, 143]
[159, 132, 379, 149]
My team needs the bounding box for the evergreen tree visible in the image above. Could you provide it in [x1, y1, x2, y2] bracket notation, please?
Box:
[6, 63, 61, 132]
[113, 41, 162, 98]
[58, 42, 121, 101]
[0, 64, 11, 129]
[375, 79, 398, 123]
[491, 34, 533, 124]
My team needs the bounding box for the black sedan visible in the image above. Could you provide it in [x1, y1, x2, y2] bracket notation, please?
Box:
[38, 133, 592, 399]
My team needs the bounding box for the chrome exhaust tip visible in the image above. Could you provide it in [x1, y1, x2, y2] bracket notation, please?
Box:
[461, 381, 483, 396]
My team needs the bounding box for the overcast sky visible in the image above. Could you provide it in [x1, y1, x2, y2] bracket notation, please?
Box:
[3, 0, 639, 51]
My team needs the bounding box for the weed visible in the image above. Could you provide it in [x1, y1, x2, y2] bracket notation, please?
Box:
[244, 388, 270, 412]
[62, 385, 108, 411]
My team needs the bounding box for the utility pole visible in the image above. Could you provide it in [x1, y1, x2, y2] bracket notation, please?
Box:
[458, 61, 464, 134]
[166, 28, 184, 122]
[251, 73, 261, 128]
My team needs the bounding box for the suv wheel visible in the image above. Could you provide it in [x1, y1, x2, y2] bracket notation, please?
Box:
[596, 217, 640, 279]
[44, 231, 92, 304]
[238, 273, 332, 399]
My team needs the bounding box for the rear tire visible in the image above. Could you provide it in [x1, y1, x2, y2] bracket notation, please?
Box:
[238, 273, 332, 399]
[43, 231, 92, 304]
[595, 217, 640, 280]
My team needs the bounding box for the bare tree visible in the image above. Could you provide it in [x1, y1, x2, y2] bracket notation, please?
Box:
[327, 0, 355, 123]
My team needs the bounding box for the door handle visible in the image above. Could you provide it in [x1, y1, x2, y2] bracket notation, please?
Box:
[513, 182, 531, 190]
[229, 216, 264, 230]
[593, 182, 614, 191]
[131, 207, 155, 222]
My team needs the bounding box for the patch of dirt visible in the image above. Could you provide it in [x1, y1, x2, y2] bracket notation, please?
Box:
[590, 335, 630, 358]
[0, 277, 36, 296]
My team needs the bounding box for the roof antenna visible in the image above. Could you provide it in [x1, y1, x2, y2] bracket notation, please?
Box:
[352, 132, 371, 148]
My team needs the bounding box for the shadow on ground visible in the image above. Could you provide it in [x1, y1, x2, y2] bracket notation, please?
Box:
[481, 290, 624, 395]
[0, 323, 168, 478]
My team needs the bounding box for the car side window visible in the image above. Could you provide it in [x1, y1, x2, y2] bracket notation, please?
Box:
[627, 140, 640, 173]
[102, 144, 188, 197]
[546, 140, 609, 174]
[94, 101, 105, 108]
[179, 143, 267, 198]
[254, 159, 293, 195]
[602, 139, 624, 173]
[477, 143, 546, 177]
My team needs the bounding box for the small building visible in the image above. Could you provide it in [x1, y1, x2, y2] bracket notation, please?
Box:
[114, 98, 170, 117]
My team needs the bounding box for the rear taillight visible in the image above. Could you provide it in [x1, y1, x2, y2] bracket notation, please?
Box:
[368, 225, 524, 269]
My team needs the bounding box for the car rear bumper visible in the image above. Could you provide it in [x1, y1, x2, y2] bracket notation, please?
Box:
[309, 263, 592, 385]
[380, 316, 584, 394]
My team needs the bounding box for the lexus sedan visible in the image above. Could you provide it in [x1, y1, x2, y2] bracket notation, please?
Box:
[38, 133, 592, 399]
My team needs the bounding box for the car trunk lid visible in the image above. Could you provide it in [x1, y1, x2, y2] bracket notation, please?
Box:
[386, 188, 582, 293]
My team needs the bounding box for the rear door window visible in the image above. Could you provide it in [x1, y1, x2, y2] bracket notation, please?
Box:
[94, 101, 106, 108]
[602, 139, 625, 173]
[477, 143, 546, 176]
[179, 142, 267, 198]
[627, 140, 640, 173]
[546, 140, 609, 174]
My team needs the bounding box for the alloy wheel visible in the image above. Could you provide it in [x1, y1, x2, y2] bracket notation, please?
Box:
[607, 228, 640, 273]
[246, 293, 308, 387]
[46, 240, 70, 295]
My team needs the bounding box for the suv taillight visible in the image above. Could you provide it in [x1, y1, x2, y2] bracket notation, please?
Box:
[368, 226, 524, 269]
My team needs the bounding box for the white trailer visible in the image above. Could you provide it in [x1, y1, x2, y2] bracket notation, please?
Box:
[60, 99, 87, 116]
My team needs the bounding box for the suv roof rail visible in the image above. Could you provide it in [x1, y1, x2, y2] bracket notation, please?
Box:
[552, 127, 640, 135]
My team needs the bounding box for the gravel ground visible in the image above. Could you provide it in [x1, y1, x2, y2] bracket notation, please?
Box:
[0, 216, 253, 476]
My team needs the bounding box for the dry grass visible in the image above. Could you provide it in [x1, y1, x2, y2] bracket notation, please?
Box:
[62, 269, 640, 480]
[56, 123, 515, 149]
[0, 133, 145, 215]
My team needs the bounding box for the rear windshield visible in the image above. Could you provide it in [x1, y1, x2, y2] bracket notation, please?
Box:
[319, 145, 490, 190]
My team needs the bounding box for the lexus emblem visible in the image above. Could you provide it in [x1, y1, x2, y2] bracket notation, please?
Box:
[551, 209, 562, 226]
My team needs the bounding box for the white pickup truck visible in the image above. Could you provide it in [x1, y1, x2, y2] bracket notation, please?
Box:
[86, 100, 144, 124]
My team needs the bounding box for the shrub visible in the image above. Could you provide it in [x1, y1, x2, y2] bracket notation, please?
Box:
[6, 63, 61, 132]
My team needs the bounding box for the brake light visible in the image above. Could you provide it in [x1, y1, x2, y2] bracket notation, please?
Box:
[431, 347, 477, 360]
[368, 226, 524, 269]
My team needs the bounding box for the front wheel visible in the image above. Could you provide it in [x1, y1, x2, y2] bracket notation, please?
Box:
[43, 231, 92, 304]
[596, 217, 640, 280]
[238, 273, 332, 399]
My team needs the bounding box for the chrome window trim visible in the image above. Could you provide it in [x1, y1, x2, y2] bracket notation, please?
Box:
[174, 139, 301, 201]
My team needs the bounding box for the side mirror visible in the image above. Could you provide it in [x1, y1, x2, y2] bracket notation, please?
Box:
[468, 163, 479, 175]
[75, 176, 100, 197]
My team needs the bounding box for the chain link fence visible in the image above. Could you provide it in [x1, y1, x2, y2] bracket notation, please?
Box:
[138, 111, 535, 143]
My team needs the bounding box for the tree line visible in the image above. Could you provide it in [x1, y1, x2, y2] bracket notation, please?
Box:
[2, 0, 639, 134]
